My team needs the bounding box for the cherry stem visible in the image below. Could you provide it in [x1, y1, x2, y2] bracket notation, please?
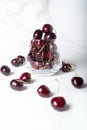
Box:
[16, 79, 30, 84]
[70, 64, 78, 76]
[0, 78, 5, 80]
[72, 69, 78, 77]
[54, 78, 61, 96]
[48, 42, 51, 62]
[39, 43, 46, 53]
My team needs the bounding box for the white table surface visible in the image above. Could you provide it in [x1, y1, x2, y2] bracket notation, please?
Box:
[0, 0, 87, 130]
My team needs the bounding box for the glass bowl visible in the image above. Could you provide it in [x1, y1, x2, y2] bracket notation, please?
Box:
[25, 53, 62, 76]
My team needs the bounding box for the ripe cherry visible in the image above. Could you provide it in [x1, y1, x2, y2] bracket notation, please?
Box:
[11, 58, 21, 67]
[31, 39, 36, 47]
[44, 62, 53, 69]
[51, 96, 66, 110]
[0, 65, 11, 76]
[44, 32, 56, 41]
[71, 76, 84, 88]
[28, 52, 35, 61]
[10, 79, 23, 90]
[33, 29, 42, 39]
[17, 55, 25, 64]
[11, 55, 25, 67]
[20, 72, 31, 83]
[31, 61, 43, 69]
[37, 85, 51, 97]
[61, 63, 72, 72]
[42, 24, 53, 33]
[44, 52, 51, 61]
[35, 39, 45, 50]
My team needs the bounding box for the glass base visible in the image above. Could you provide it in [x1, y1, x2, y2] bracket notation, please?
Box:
[25, 55, 62, 76]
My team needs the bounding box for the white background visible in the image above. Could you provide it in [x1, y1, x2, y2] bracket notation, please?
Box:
[0, 0, 87, 130]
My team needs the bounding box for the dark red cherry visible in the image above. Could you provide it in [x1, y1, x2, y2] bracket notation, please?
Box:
[51, 96, 66, 110]
[20, 72, 31, 83]
[44, 62, 53, 69]
[11, 58, 21, 67]
[27, 52, 35, 61]
[37, 85, 51, 97]
[61, 63, 72, 72]
[30, 46, 36, 52]
[17, 55, 25, 64]
[44, 52, 51, 61]
[31, 39, 36, 46]
[44, 32, 56, 41]
[35, 39, 45, 49]
[35, 51, 43, 62]
[71, 76, 84, 88]
[31, 61, 43, 69]
[42, 24, 53, 33]
[10, 79, 23, 90]
[0, 65, 11, 76]
[33, 29, 42, 39]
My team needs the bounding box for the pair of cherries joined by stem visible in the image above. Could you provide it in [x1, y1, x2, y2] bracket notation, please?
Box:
[11, 55, 25, 67]
[37, 84, 66, 111]
[10, 72, 31, 90]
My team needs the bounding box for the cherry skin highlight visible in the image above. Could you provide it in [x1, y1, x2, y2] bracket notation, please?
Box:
[33, 29, 42, 39]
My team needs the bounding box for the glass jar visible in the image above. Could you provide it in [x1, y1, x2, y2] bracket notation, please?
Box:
[25, 0, 62, 76]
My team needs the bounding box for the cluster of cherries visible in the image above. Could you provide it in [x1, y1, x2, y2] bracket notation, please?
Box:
[27, 24, 58, 69]
[11, 55, 25, 67]
[0, 54, 84, 111]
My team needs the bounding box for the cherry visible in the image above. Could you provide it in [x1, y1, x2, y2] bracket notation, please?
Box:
[44, 62, 53, 69]
[51, 96, 66, 110]
[31, 61, 43, 69]
[0, 65, 11, 76]
[44, 32, 56, 41]
[33, 29, 42, 39]
[11, 58, 21, 67]
[11, 55, 25, 67]
[17, 55, 25, 64]
[42, 24, 53, 33]
[44, 52, 51, 61]
[35, 51, 43, 62]
[37, 85, 51, 97]
[28, 52, 35, 61]
[10, 79, 23, 90]
[61, 63, 72, 72]
[35, 39, 45, 50]
[30, 46, 36, 52]
[20, 72, 31, 83]
[71, 76, 84, 88]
